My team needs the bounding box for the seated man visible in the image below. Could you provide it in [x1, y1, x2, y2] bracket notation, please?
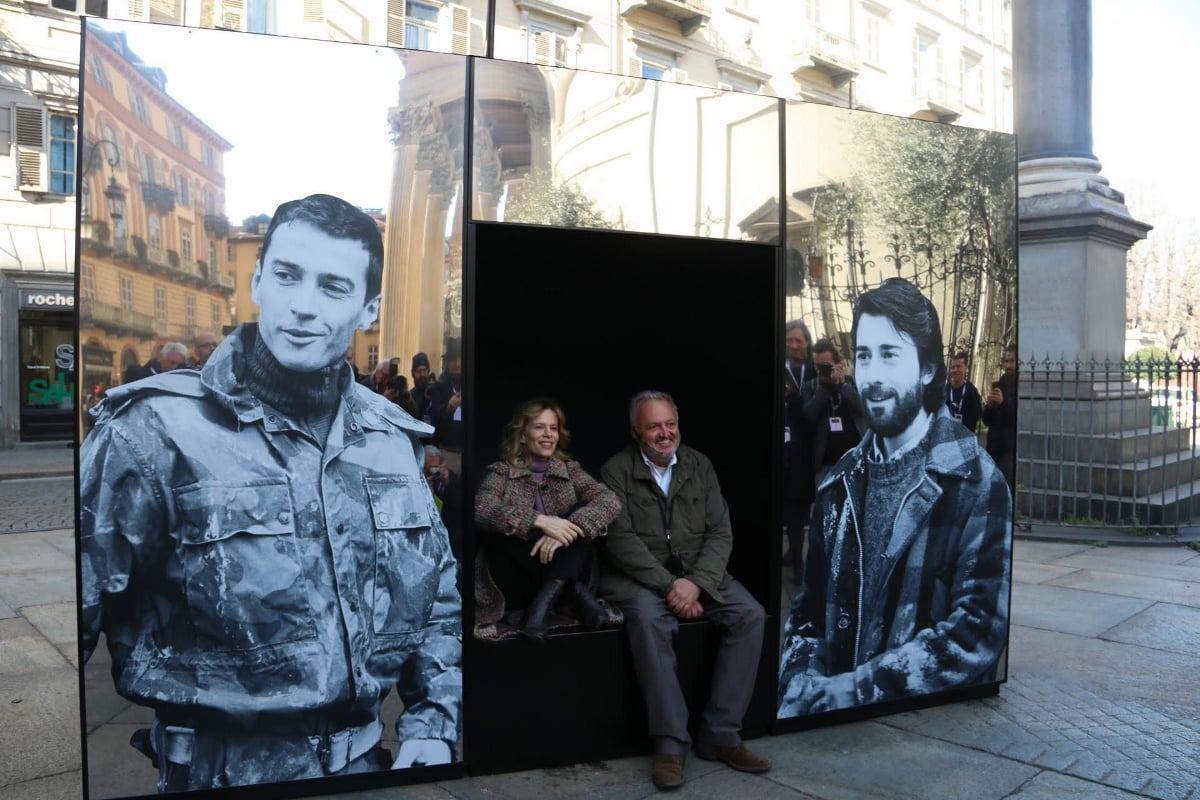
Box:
[600, 390, 769, 791]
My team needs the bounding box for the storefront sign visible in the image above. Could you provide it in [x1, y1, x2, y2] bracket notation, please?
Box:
[19, 289, 75, 310]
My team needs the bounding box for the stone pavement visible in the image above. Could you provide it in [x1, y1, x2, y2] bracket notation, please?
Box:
[1, 443, 1198, 799]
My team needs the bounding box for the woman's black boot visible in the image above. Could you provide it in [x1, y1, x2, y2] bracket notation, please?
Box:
[572, 581, 607, 631]
[521, 579, 566, 643]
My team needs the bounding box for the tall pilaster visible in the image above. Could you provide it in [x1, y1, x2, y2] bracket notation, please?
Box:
[1014, 0, 1150, 360]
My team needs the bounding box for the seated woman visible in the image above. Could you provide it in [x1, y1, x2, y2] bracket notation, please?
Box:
[475, 398, 621, 642]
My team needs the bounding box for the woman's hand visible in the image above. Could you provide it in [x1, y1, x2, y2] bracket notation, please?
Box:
[530, 535, 563, 564]
[534, 514, 583, 545]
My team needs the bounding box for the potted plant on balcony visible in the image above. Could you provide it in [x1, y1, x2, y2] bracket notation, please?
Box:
[131, 235, 148, 264]
[168, 249, 180, 269]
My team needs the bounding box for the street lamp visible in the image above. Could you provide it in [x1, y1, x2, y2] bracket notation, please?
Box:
[80, 138, 125, 245]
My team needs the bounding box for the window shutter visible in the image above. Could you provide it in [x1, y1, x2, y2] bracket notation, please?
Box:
[672, 68, 688, 84]
[386, 0, 406, 47]
[628, 56, 643, 77]
[13, 105, 47, 192]
[222, 0, 245, 29]
[532, 31, 552, 65]
[450, 4, 470, 55]
[115, 0, 149, 20]
[302, 0, 324, 24]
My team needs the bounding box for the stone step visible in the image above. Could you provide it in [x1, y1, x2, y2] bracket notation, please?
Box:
[1019, 447, 1200, 496]
[1018, 426, 1192, 464]
[1018, 478, 1200, 526]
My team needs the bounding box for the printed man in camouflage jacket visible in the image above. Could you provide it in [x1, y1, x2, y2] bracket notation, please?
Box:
[80, 194, 461, 792]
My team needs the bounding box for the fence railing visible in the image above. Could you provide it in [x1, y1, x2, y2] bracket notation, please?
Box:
[1016, 356, 1200, 530]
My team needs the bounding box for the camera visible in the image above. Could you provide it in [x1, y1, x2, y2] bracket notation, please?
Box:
[817, 362, 834, 378]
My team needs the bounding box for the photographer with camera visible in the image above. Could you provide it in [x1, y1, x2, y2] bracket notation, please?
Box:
[802, 339, 865, 490]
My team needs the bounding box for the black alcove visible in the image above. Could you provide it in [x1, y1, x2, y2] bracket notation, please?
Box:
[464, 221, 780, 773]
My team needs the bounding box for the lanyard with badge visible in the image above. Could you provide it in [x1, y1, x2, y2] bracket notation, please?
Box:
[948, 385, 964, 421]
[654, 492, 687, 578]
[827, 387, 845, 432]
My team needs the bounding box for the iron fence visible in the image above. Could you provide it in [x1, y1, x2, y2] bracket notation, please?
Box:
[1016, 355, 1200, 530]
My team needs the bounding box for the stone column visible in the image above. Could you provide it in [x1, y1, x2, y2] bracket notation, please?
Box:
[1014, 0, 1150, 361]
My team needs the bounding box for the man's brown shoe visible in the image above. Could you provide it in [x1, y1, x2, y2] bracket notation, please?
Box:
[651, 754, 686, 790]
[694, 742, 771, 773]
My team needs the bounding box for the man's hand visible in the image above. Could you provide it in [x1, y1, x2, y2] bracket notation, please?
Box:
[534, 514, 583, 545]
[987, 386, 1004, 406]
[392, 739, 452, 768]
[666, 577, 703, 618]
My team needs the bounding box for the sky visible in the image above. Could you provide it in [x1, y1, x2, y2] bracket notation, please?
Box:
[1092, 0, 1198, 232]
[92, 21, 409, 222]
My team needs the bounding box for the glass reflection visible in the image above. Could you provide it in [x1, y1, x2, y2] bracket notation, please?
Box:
[471, 59, 780, 241]
[776, 101, 1017, 719]
[102, 0, 491, 56]
[79, 19, 467, 797]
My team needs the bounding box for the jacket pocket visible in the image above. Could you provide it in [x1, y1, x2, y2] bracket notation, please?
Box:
[175, 480, 315, 652]
[365, 476, 439, 637]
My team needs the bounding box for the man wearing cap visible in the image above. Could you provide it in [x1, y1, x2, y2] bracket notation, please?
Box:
[80, 193, 462, 792]
[410, 351, 434, 425]
[429, 339, 463, 473]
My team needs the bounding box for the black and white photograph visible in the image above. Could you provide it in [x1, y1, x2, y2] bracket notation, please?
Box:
[76, 20, 466, 797]
[775, 105, 1018, 719]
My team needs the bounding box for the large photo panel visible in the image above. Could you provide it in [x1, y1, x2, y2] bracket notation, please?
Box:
[775, 102, 1017, 725]
[77, 19, 466, 798]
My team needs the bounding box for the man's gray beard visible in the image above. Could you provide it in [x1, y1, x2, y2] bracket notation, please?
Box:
[861, 381, 924, 440]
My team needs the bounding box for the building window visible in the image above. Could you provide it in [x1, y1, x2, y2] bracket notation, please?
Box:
[227, 241, 236, 260]
[864, 11, 884, 66]
[805, 0, 821, 26]
[154, 285, 167, 326]
[962, 52, 984, 108]
[185, 294, 196, 329]
[208, 241, 219, 271]
[181, 229, 192, 260]
[169, 122, 187, 150]
[139, 149, 157, 183]
[86, 52, 112, 92]
[912, 32, 942, 96]
[128, 88, 150, 124]
[81, 264, 95, 299]
[120, 276, 134, 312]
[174, 172, 191, 206]
[405, 1, 439, 49]
[202, 143, 215, 168]
[202, 186, 217, 215]
[367, 345, 379, 372]
[148, 215, 162, 250]
[49, 114, 76, 194]
[211, 300, 222, 329]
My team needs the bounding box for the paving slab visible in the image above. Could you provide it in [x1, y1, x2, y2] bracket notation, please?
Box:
[0, 618, 74, 674]
[0, 771, 83, 800]
[1011, 560, 1081, 585]
[1102, 602, 1200, 657]
[1052, 551, 1200, 583]
[1005, 770, 1151, 799]
[22, 602, 79, 668]
[1047, 568, 1200, 609]
[1012, 540, 1096, 563]
[753, 721, 1037, 800]
[1010, 583, 1153, 636]
[0, 669, 81, 790]
[436, 755, 709, 800]
[1010, 623, 1200, 710]
[85, 720, 156, 800]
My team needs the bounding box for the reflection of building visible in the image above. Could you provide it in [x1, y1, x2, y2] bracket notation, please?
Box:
[0, 2, 88, 444]
[78, 27, 234, 393]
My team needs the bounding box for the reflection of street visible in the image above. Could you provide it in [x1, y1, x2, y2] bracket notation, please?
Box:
[0, 477, 74, 533]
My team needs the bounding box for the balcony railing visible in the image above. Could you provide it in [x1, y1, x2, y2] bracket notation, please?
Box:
[620, 0, 711, 35]
[793, 26, 859, 83]
[913, 76, 964, 119]
[211, 271, 236, 291]
[80, 298, 157, 338]
[141, 181, 176, 214]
